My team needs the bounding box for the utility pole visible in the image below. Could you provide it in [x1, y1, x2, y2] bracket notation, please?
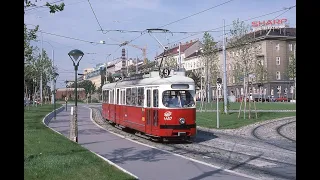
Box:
[126, 49, 129, 74]
[178, 42, 181, 70]
[223, 19, 228, 114]
[40, 32, 43, 105]
[206, 55, 209, 103]
[136, 56, 138, 74]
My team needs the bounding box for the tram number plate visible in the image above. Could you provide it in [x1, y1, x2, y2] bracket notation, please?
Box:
[178, 132, 186, 136]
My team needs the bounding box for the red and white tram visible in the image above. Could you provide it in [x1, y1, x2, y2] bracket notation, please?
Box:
[101, 69, 197, 141]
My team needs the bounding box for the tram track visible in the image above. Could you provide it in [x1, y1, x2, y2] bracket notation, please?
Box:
[251, 118, 296, 153]
[90, 106, 296, 180]
[276, 121, 296, 142]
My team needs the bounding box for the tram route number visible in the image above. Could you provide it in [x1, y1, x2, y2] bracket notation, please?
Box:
[162, 68, 170, 77]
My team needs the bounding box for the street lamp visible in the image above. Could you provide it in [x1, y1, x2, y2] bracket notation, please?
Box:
[53, 72, 59, 120]
[68, 49, 84, 143]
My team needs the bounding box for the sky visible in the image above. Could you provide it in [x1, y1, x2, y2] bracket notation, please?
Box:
[24, 0, 296, 88]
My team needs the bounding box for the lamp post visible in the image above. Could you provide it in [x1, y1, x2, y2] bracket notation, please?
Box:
[53, 72, 59, 120]
[65, 84, 69, 111]
[68, 49, 84, 143]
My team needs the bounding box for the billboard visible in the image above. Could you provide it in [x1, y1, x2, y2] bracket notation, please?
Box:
[251, 18, 288, 31]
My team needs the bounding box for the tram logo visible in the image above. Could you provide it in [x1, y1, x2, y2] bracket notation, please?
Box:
[164, 111, 172, 120]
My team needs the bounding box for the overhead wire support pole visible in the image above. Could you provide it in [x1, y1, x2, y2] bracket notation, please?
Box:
[223, 19, 228, 114]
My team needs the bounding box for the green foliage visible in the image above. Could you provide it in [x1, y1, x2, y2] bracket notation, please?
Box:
[201, 32, 219, 83]
[202, 32, 217, 56]
[196, 111, 295, 129]
[45, 2, 65, 13]
[24, 0, 65, 99]
[24, 0, 65, 14]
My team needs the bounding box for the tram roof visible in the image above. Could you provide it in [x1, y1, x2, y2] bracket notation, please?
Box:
[102, 73, 194, 89]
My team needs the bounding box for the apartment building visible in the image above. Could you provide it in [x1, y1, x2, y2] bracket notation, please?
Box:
[167, 27, 296, 99]
[218, 28, 296, 99]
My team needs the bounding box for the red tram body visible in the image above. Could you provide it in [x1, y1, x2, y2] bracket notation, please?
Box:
[101, 70, 197, 141]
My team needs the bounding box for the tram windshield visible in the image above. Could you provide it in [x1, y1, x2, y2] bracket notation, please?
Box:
[162, 90, 195, 108]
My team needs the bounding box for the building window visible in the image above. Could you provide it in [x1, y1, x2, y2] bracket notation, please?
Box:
[276, 71, 281, 80]
[276, 57, 280, 65]
[232, 76, 235, 83]
[289, 44, 293, 51]
[276, 44, 280, 51]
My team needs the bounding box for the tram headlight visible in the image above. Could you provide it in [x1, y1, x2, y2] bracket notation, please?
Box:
[179, 118, 186, 125]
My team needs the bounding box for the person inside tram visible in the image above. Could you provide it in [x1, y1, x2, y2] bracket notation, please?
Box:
[169, 95, 180, 107]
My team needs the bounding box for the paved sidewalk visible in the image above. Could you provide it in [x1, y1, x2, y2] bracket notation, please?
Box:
[48, 105, 257, 180]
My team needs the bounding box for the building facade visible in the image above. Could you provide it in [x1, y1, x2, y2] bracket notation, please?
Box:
[219, 28, 296, 99]
[161, 28, 296, 100]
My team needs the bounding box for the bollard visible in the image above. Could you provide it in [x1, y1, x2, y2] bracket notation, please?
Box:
[70, 107, 73, 115]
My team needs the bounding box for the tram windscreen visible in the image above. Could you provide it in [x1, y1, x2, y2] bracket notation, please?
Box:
[162, 90, 195, 108]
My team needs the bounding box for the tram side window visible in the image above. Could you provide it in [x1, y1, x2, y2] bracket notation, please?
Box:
[106, 90, 109, 103]
[116, 89, 120, 104]
[153, 89, 158, 107]
[110, 89, 114, 104]
[102, 90, 105, 102]
[120, 90, 124, 105]
[131, 87, 137, 106]
[123, 90, 126, 105]
[137, 87, 144, 106]
[147, 89, 151, 107]
[126, 88, 131, 105]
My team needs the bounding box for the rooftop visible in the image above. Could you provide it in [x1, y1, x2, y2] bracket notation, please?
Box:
[156, 40, 198, 58]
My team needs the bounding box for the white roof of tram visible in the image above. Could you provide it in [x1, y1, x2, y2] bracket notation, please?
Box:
[102, 71, 195, 89]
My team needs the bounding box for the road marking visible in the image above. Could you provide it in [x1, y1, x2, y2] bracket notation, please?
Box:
[87, 107, 261, 180]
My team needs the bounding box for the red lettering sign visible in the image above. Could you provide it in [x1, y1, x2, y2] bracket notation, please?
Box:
[251, 19, 287, 27]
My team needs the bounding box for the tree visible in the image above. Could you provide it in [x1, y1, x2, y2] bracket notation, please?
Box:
[287, 54, 296, 100]
[201, 32, 219, 103]
[163, 56, 177, 69]
[24, 0, 64, 105]
[229, 19, 260, 119]
[24, 0, 65, 14]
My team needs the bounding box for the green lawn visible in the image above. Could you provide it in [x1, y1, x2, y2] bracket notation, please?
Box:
[24, 105, 136, 180]
[196, 102, 296, 110]
[196, 111, 296, 129]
